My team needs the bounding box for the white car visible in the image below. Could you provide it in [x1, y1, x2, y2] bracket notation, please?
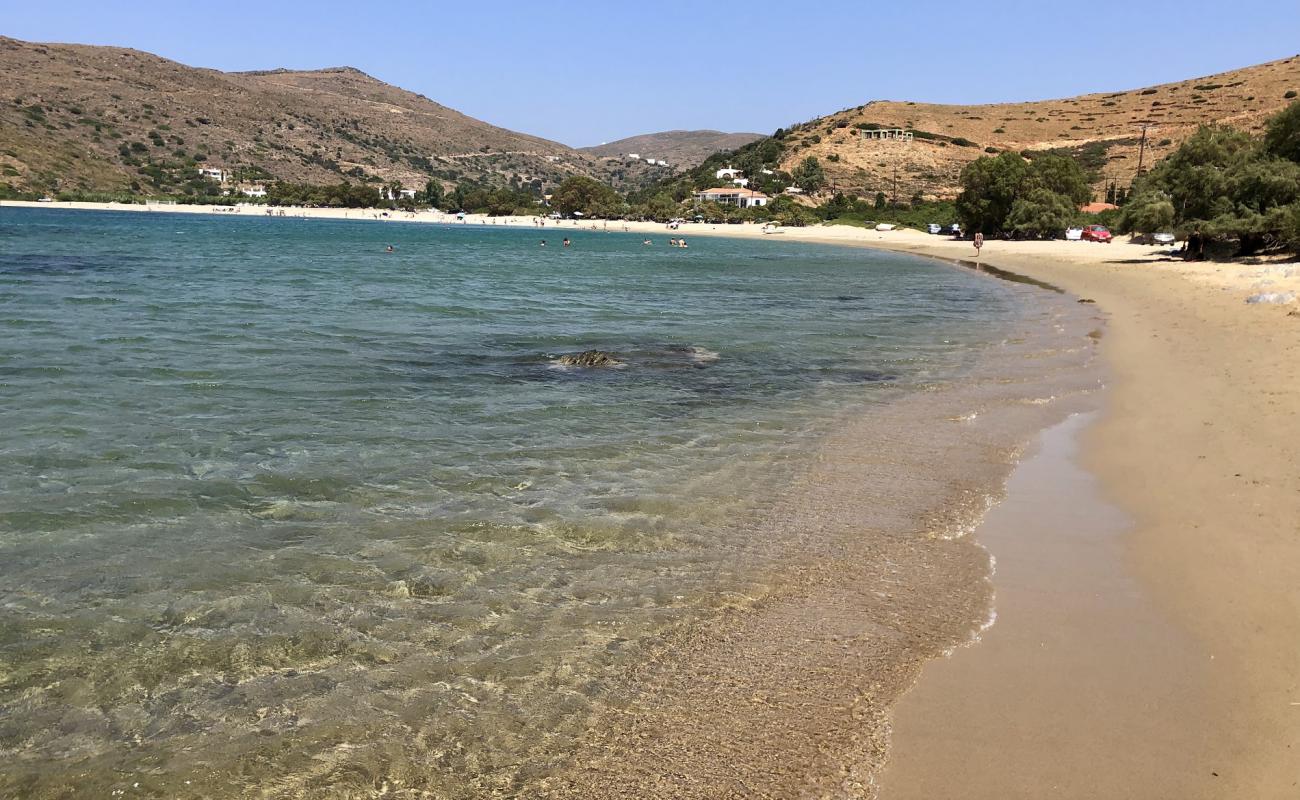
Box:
[926, 223, 942, 234]
[1065, 227, 1084, 241]
[1152, 232, 1176, 245]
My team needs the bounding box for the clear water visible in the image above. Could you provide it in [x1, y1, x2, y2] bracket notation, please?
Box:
[0, 208, 1035, 796]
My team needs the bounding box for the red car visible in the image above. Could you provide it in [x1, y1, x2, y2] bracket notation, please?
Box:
[1081, 224, 1113, 243]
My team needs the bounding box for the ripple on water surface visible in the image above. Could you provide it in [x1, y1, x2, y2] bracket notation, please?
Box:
[0, 208, 1099, 797]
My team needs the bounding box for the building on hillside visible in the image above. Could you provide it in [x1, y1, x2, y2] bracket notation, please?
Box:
[197, 167, 228, 182]
[859, 128, 913, 142]
[241, 185, 267, 198]
[782, 186, 805, 195]
[626, 153, 640, 160]
[693, 187, 769, 208]
[715, 166, 743, 180]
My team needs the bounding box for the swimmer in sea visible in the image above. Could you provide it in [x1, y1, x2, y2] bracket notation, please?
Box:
[385, 245, 395, 253]
[540, 240, 547, 247]
[643, 239, 652, 246]
[562, 238, 571, 247]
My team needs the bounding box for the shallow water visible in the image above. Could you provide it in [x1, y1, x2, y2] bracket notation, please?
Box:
[0, 208, 1096, 797]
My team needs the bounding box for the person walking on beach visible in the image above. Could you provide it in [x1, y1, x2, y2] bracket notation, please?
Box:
[973, 231, 984, 257]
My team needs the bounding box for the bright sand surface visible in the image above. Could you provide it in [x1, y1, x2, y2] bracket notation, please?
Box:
[861, 233, 1300, 798]
[6, 200, 1299, 795]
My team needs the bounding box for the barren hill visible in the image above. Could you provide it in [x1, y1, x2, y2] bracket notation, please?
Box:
[0, 35, 657, 195]
[581, 130, 765, 169]
[776, 55, 1300, 201]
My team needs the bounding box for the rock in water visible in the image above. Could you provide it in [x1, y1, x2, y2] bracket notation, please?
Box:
[555, 350, 623, 368]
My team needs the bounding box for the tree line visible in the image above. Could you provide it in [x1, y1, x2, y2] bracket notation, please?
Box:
[952, 100, 1300, 255]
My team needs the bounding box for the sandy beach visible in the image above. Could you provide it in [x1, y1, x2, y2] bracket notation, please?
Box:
[6, 200, 1298, 796]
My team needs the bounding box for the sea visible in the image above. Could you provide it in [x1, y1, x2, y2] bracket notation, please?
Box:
[0, 207, 1101, 797]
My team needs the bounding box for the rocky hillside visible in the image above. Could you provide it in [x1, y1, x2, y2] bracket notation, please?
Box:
[775, 55, 1300, 201]
[581, 130, 765, 169]
[0, 35, 653, 195]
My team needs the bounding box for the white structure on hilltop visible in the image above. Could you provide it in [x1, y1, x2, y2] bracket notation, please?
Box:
[859, 128, 913, 142]
[715, 166, 749, 187]
[197, 167, 228, 182]
[626, 152, 640, 159]
[654, 159, 669, 166]
[241, 185, 267, 198]
[693, 187, 769, 208]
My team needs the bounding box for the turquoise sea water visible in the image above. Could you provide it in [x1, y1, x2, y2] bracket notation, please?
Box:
[1, 208, 1046, 796]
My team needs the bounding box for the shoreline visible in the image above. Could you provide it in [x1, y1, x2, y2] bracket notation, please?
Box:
[862, 232, 1300, 796]
[7, 201, 1299, 794]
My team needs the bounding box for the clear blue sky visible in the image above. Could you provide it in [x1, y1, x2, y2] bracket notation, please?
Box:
[2, 0, 1297, 147]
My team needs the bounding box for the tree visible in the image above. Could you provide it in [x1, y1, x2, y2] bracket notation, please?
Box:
[1130, 116, 1300, 255]
[1263, 99, 1300, 164]
[550, 175, 620, 217]
[1024, 153, 1091, 207]
[420, 179, 445, 209]
[1006, 188, 1076, 238]
[791, 156, 826, 192]
[874, 191, 887, 210]
[1118, 191, 1175, 234]
[955, 152, 1030, 234]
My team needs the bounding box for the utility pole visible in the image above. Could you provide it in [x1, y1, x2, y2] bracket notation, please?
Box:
[1134, 122, 1157, 181]
[892, 164, 898, 206]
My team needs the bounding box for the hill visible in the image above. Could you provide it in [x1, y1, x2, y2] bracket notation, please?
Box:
[762, 55, 1300, 202]
[0, 35, 666, 196]
[581, 130, 765, 169]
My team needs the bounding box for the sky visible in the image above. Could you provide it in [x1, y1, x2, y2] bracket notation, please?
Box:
[2, 0, 1297, 147]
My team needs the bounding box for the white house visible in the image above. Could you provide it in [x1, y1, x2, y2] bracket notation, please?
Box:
[241, 185, 267, 198]
[693, 187, 769, 208]
[715, 166, 743, 180]
[654, 159, 669, 167]
[626, 153, 641, 160]
[378, 187, 419, 201]
[197, 167, 227, 182]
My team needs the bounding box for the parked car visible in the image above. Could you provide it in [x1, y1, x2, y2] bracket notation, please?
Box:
[1152, 232, 1176, 245]
[926, 223, 943, 234]
[1082, 224, 1113, 243]
[547, 212, 562, 219]
[1065, 227, 1084, 241]
[944, 223, 963, 238]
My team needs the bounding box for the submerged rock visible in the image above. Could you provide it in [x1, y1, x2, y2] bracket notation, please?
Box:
[554, 350, 623, 368]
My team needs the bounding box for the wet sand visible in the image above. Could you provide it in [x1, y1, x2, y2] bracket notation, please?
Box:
[880, 412, 1224, 798]
[865, 243, 1300, 797]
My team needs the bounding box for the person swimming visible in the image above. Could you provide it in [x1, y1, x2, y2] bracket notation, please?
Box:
[540, 240, 547, 246]
[562, 238, 571, 247]
[643, 239, 652, 246]
[385, 245, 395, 253]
